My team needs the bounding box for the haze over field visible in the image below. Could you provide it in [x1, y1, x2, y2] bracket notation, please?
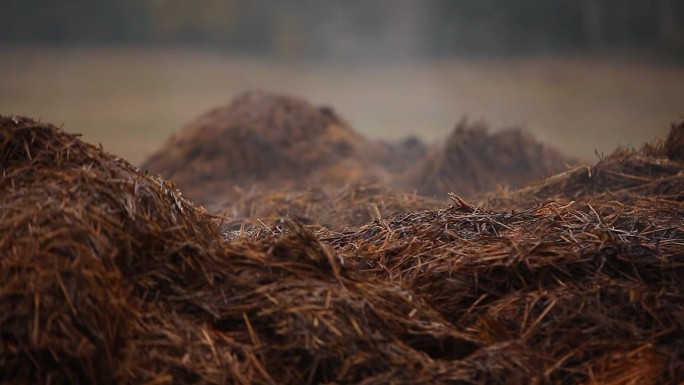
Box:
[1, 0, 683, 164]
[1, 46, 682, 164]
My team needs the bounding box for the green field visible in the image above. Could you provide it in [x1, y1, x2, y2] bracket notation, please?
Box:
[1, 46, 682, 164]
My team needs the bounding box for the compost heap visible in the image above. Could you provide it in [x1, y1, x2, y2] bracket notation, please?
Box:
[2, 115, 684, 385]
[142, 91, 576, 212]
[407, 119, 575, 198]
[141, 91, 390, 206]
[483, 123, 684, 211]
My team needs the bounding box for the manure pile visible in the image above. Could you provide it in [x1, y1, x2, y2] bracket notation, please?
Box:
[407, 119, 574, 198]
[2, 109, 684, 385]
[143, 91, 577, 212]
[483, 124, 684, 211]
[141, 91, 390, 206]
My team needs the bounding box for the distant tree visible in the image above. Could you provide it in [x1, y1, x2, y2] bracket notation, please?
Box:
[580, 0, 605, 46]
[0, 0, 681, 57]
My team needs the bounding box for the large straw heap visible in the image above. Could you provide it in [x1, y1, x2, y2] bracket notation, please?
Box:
[1, 114, 683, 384]
[142, 91, 577, 210]
[141, 91, 390, 207]
[407, 119, 575, 198]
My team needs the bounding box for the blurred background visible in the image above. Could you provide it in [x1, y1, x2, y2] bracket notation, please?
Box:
[1, 0, 683, 164]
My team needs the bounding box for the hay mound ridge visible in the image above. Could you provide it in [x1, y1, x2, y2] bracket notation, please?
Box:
[2, 115, 684, 384]
[484, 121, 684, 211]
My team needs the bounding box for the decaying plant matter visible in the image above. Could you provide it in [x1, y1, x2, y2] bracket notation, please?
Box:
[141, 91, 576, 209]
[1, 115, 683, 384]
[141, 91, 390, 206]
[406, 119, 576, 198]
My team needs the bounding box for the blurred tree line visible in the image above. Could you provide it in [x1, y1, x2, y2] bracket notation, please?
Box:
[1, 0, 682, 58]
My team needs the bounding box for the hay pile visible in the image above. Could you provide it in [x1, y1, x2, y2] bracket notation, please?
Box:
[142, 91, 389, 206]
[141, 91, 576, 211]
[3, 115, 684, 384]
[483, 122, 684, 211]
[0, 116, 223, 383]
[325, 196, 684, 384]
[406, 119, 576, 198]
[2, 115, 463, 383]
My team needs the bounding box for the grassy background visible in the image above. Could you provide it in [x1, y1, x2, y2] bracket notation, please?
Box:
[1, 46, 682, 165]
